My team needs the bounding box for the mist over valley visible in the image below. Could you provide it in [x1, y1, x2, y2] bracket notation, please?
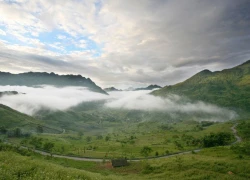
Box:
[0, 1, 250, 179]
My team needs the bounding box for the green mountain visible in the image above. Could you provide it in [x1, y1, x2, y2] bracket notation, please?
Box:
[0, 71, 108, 94]
[152, 60, 250, 111]
[0, 104, 60, 133]
[135, 84, 162, 91]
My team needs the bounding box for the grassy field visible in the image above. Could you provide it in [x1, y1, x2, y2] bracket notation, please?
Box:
[1, 121, 250, 180]
[7, 120, 234, 159]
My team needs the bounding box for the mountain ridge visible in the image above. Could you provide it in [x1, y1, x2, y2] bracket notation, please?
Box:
[152, 60, 250, 110]
[0, 71, 108, 95]
[134, 84, 162, 91]
[104, 87, 122, 92]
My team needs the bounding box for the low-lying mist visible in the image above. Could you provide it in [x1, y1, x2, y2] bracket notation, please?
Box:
[0, 85, 237, 121]
[0, 85, 108, 115]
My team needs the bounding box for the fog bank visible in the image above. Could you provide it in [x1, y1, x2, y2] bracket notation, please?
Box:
[0, 85, 237, 120]
[0, 85, 108, 115]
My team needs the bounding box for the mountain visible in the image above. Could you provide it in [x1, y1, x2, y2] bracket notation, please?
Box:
[123, 87, 135, 91]
[0, 91, 19, 97]
[152, 60, 250, 110]
[104, 87, 122, 92]
[135, 84, 162, 91]
[0, 71, 108, 94]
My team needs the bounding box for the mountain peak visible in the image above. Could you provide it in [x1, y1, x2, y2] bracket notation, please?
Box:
[238, 59, 250, 67]
[104, 87, 122, 92]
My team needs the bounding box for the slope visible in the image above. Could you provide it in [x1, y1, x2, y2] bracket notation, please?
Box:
[0, 104, 60, 133]
[152, 60, 250, 111]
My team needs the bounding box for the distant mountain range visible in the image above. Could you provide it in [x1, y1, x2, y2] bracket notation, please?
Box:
[134, 84, 162, 91]
[0, 72, 108, 94]
[104, 87, 122, 92]
[104, 85, 161, 92]
[152, 60, 250, 111]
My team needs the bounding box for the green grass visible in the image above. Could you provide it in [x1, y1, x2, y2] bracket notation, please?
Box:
[9, 120, 235, 159]
[1, 138, 250, 179]
[0, 151, 128, 180]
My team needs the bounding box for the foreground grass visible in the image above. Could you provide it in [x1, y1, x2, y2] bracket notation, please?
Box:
[1, 120, 250, 179]
[1, 143, 250, 179]
[0, 150, 135, 180]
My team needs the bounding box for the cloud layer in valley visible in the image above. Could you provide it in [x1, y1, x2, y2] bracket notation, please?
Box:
[0, 0, 250, 88]
[0, 86, 236, 121]
[0, 85, 108, 115]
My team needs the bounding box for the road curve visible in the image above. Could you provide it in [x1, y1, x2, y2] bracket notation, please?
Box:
[231, 123, 242, 144]
[6, 123, 242, 162]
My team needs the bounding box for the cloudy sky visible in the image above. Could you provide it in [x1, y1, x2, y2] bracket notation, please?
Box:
[0, 0, 250, 89]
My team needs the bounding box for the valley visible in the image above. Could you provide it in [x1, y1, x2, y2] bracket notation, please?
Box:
[1, 1, 250, 179]
[0, 61, 250, 179]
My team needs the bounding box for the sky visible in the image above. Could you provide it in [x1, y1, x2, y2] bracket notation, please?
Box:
[0, 0, 250, 89]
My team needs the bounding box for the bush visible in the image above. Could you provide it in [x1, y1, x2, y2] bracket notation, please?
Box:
[140, 146, 153, 157]
[142, 164, 154, 174]
[202, 132, 232, 147]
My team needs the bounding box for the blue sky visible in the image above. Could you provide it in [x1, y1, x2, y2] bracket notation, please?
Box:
[0, 0, 250, 88]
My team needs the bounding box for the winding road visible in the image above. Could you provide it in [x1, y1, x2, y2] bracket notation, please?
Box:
[7, 123, 242, 162]
[231, 123, 242, 144]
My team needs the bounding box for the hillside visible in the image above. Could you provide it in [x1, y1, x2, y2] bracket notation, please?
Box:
[152, 60, 250, 110]
[0, 72, 108, 94]
[0, 104, 60, 133]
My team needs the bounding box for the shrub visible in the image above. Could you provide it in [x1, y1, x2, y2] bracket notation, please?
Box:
[202, 132, 232, 147]
[142, 164, 154, 174]
[140, 146, 153, 157]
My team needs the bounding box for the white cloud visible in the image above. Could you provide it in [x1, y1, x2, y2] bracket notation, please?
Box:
[0, 29, 6, 36]
[105, 90, 237, 120]
[0, 85, 108, 115]
[57, 35, 66, 40]
[0, 86, 237, 122]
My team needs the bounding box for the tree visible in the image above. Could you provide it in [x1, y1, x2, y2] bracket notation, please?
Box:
[14, 128, 22, 137]
[78, 131, 84, 138]
[174, 141, 183, 150]
[43, 142, 54, 153]
[96, 135, 103, 140]
[36, 125, 43, 133]
[105, 136, 110, 141]
[86, 136, 92, 142]
[140, 146, 153, 157]
[0, 126, 7, 134]
[202, 132, 232, 147]
[30, 137, 43, 148]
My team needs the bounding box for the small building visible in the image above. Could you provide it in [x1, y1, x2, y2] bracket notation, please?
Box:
[111, 159, 129, 167]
